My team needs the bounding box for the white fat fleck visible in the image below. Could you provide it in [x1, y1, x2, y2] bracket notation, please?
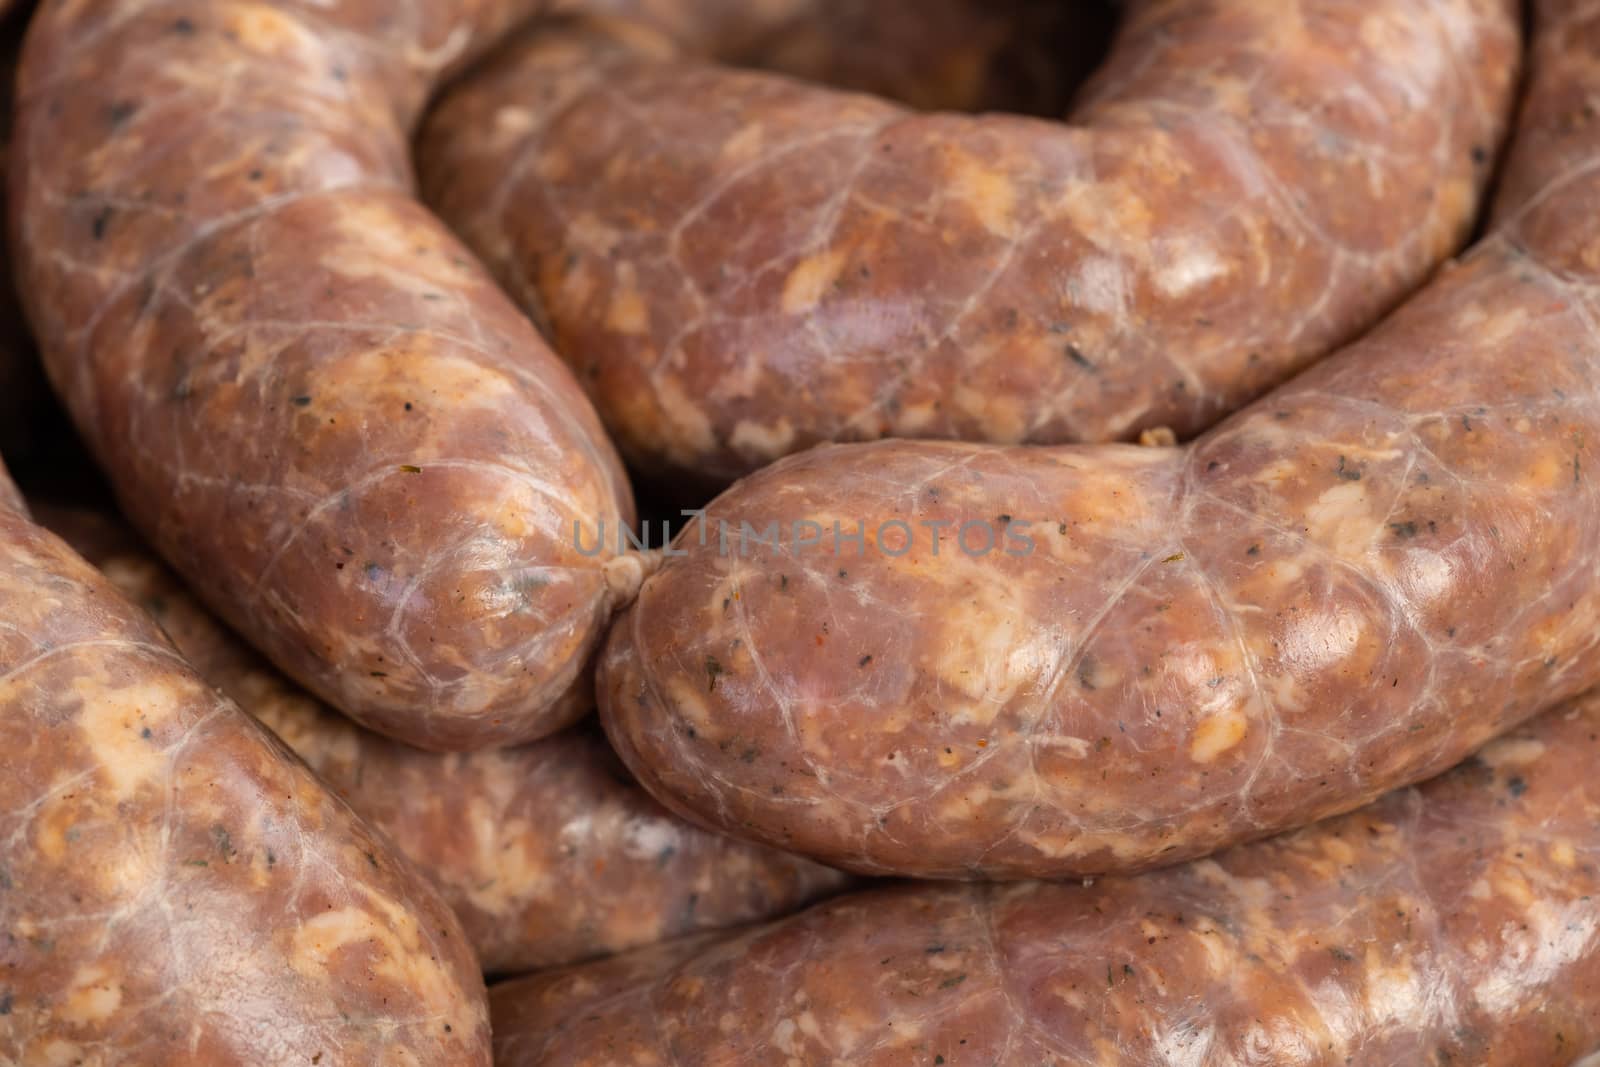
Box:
[1360, 10, 1444, 109]
[1152, 1017, 1216, 1067]
[1191, 922, 1233, 976]
[772, 1018, 801, 1055]
[782, 249, 849, 316]
[1458, 304, 1530, 349]
[1396, 549, 1455, 610]
[1036, 736, 1093, 758]
[1066, 256, 1131, 317]
[36, 1040, 87, 1064]
[493, 107, 537, 139]
[1361, 945, 1426, 1027]
[730, 419, 797, 459]
[558, 813, 594, 850]
[373, 346, 522, 405]
[1264, 670, 1309, 716]
[655, 376, 718, 457]
[948, 151, 1019, 238]
[1153, 241, 1227, 298]
[465, 824, 543, 916]
[566, 213, 624, 257]
[1473, 901, 1597, 1017]
[1303, 481, 1377, 559]
[1190, 705, 1250, 764]
[719, 122, 766, 165]
[620, 817, 682, 863]
[1238, 1017, 1322, 1064]
[803, 1006, 867, 1055]
[1163, 646, 1244, 719]
[77, 677, 183, 798]
[606, 265, 650, 335]
[1476, 737, 1546, 768]
[61, 964, 122, 1025]
[1278, 604, 1365, 673]
[292, 907, 387, 974]
[224, 6, 317, 52]
[931, 579, 1055, 722]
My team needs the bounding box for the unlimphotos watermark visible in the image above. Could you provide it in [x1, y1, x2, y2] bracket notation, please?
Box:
[574, 510, 1037, 559]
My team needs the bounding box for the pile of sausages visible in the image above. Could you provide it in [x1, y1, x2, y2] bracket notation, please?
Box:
[3, 0, 1599, 1063]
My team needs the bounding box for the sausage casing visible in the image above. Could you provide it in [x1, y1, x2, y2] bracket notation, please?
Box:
[41, 506, 849, 975]
[496, 689, 1600, 1066]
[0, 473, 490, 1064]
[11, 0, 632, 752]
[597, 0, 1600, 877]
[421, 0, 1520, 482]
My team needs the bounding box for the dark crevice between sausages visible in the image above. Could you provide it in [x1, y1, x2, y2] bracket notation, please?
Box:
[993, 0, 1123, 118]
[0, 0, 57, 479]
[1469, 0, 1540, 246]
[722, 0, 1123, 118]
[447, 1, 1123, 122]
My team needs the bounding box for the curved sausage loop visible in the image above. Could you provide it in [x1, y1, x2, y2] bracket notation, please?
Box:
[46, 506, 850, 975]
[11, 1, 632, 751]
[495, 692, 1600, 1066]
[0, 468, 491, 1064]
[421, 0, 1521, 483]
[598, 0, 1600, 878]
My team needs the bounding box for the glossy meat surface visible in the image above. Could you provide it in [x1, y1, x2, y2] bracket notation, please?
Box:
[422, 0, 1520, 481]
[598, 0, 1600, 877]
[0, 469, 490, 1065]
[41, 506, 849, 974]
[11, 0, 632, 751]
[497, 690, 1600, 1066]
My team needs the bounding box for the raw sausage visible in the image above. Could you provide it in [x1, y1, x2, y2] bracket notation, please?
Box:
[0, 468, 490, 1063]
[420, 0, 1520, 482]
[598, 0, 1600, 878]
[10, 0, 632, 752]
[40, 506, 849, 975]
[7, 0, 1089, 748]
[494, 689, 1600, 1066]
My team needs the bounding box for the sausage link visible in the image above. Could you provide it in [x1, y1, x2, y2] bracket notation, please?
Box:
[0, 469, 489, 1064]
[10, 0, 633, 751]
[495, 690, 1600, 1066]
[40, 506, 849, 974]
[420, 0, 1520, 483]
[597, 0, 1600, 878]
